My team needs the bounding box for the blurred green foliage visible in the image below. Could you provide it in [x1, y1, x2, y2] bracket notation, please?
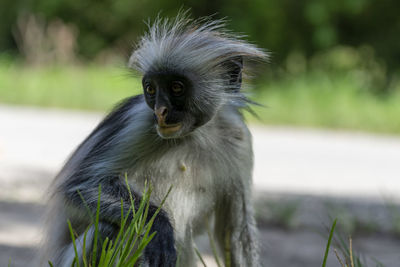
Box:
[0, 0, 399, 70]
[0, 59, 140, 110]
[1, 57, 399, 134]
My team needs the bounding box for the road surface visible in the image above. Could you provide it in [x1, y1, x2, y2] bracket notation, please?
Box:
[1, 104, 400, 266]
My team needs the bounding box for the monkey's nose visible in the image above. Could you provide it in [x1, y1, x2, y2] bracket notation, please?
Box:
[155, 106, 168, 123]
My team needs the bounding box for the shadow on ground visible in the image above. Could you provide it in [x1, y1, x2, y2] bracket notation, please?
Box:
[2, 193, 400, 267]
[253, 191, 400, 267]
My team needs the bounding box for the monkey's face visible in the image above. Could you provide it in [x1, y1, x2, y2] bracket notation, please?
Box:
[142, 71, 219, 139]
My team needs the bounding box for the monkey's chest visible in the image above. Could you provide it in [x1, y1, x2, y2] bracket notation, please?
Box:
[128, 152, 218, 233]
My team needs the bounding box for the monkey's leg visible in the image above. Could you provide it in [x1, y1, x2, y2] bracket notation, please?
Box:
[215, 189, 260, 267]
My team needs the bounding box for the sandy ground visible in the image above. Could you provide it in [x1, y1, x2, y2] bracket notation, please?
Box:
[1, 104, 400, 266]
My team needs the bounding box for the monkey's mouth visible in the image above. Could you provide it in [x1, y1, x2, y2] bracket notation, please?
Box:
[157, 123, 182, 135]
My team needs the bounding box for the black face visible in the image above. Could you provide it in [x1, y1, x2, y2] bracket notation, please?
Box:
[142, 58, 243, 139]
[142, 72, 197, 138]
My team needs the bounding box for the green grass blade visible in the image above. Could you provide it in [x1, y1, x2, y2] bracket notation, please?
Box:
[67, 220, 80, 267]
[117, 185, 150, 265]
[92, 184, 102, 267]
[194, 245, 207, 267]
[124, 232, 157, 266]
[77, 190, 95, 223]
[206, 219, 222, 267]
[81, 227, 90, 267]
[124, 174, 136, 218]
[97, 237, 109, 266]
[108, 205, 133, 264]
[322, 218, 337, 267]
[104, 240, 117, 266]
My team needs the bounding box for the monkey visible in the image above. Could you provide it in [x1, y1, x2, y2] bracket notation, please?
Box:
[42, 14, 267, 267]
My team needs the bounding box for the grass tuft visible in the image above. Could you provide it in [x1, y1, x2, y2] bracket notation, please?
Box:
[47, 179, 171, 267]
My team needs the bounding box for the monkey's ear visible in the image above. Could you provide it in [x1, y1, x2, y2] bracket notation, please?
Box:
[225, 56, 243, 91]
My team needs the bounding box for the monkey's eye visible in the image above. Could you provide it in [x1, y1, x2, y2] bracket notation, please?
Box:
[171, 81, 184, 95]
[145, 84, 156, 95]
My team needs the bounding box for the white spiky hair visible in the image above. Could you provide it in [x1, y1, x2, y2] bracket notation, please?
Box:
[129, 13, 267, 81]
[129, 13, 268, 114]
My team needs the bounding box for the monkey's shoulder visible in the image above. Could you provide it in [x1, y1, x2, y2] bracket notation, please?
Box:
[94, 94, 146, 132]
[215, 106, 252, 144]
[72, 95, 150, 157]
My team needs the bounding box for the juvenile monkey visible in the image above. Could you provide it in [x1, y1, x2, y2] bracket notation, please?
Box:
[43, 15, 267, 267]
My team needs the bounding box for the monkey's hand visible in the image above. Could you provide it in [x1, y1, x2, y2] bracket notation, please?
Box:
[144, 211, 177, 267]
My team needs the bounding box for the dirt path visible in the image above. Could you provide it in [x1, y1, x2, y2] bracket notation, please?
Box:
[1, 104, 400, 266]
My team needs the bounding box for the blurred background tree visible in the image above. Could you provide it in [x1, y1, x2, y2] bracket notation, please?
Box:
[1, 0, 399, 69]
